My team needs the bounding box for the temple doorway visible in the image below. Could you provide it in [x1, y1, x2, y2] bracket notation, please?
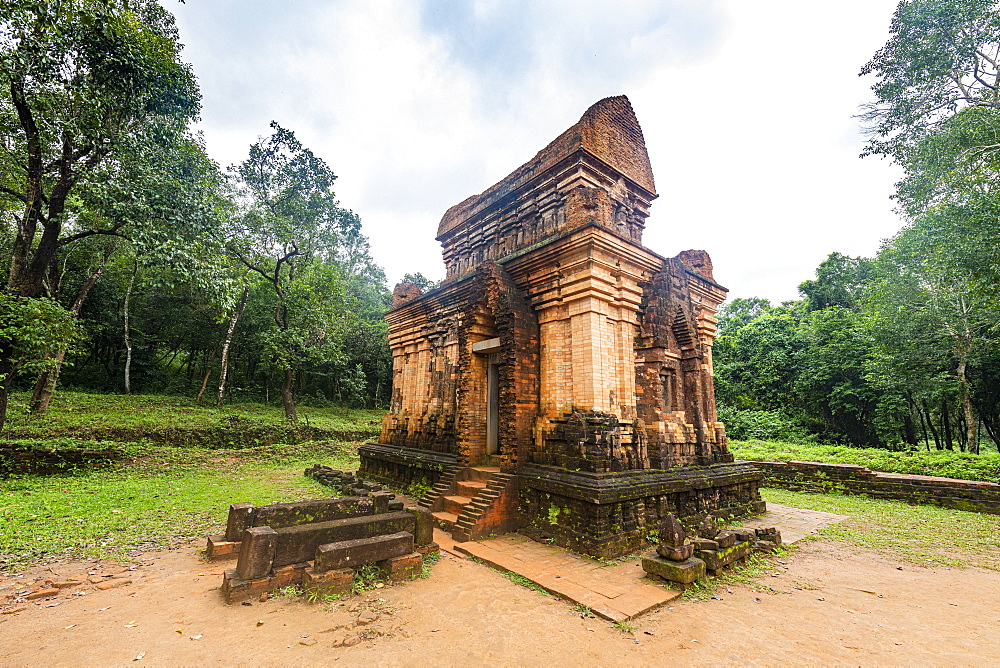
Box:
[486, 353, 500, 455]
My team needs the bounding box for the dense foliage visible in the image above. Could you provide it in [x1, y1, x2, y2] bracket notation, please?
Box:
[718, 0, 1000, 452]
[0, 2, 392, 425]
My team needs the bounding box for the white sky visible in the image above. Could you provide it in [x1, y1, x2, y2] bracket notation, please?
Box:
[167, 0, 904, 304]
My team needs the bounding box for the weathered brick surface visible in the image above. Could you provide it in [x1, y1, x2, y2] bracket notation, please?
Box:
[222, 497, 377, 542]
[221, 563, 308, 604]
[361, 95, 760, 555]
[313, 532, 414, 572]
[747, 460, 1000, 515]
[302, 567, 354, 599]
[271, 512, 416, 569]
[378, 552, 423, 582]
[0, 445, 122, 475]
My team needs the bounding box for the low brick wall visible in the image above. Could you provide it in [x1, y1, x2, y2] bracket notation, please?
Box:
[0, 445, 123, 475]
[743, 460, 1000, 515]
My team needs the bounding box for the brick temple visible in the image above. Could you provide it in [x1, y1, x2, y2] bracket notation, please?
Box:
[359, 96, 763, 558]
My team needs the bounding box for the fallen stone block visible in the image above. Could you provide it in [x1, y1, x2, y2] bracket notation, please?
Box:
[415, 541, 440, 556]
[656, 543, 694, 562]
[695, 539, 753, 572]
[223, 497, 380, 542]
[756, 529, 782, 545]
[235, 526, 278, 580]
[272, 511, 416, 569]
[755, 539, 780, 552]
[690, 538, 719, 551]
[314, 532, 414, 573]
[715, 531, 736, 548]
[404, 506, 435, 546]
[642, 555, 706, 584]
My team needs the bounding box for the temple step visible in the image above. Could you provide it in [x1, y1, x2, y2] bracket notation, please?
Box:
[417, 469, 458, 511]
[450, 471, 517, 542]
[443, 495, 473, 516]
[432, 511, 459, 531]
[466, 466, 501, 483]
[456, 480, 487, 497]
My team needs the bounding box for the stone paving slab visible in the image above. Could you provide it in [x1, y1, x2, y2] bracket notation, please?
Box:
[739, 502, 847, 544]
[432, 502, 847, 622]
[434, 529, 676, 622]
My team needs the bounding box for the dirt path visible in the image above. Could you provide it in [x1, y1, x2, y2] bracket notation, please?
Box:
[1, 537, 997, 665]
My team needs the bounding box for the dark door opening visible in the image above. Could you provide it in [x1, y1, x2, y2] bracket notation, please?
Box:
[486, 353, 500, 455]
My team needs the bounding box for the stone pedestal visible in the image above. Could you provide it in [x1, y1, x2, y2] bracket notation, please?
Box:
[642, 556, 706, 584]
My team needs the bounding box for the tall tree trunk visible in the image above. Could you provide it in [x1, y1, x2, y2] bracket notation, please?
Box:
[922, 399, 942, 450]
[216, 284, 250, 409]
[30, 259, 108, 414]
[123, 262, 137, 395]
[0, 361, 13, 432]
[194, 345, 217, 403]
[956, 351, 980, 455]
[281, 368, 297, 422]
[941, 397, 954, 450]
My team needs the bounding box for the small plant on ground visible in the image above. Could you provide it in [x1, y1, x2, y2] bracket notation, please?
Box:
[272, 585, 302, 599]
[351, 562, 385, 595]
[614, 620, 635, 633]
[570, 603, 592, 616]
[401, 478, 432, 499]
[420, 551, 441, 578]
[495, 568, 550, 596]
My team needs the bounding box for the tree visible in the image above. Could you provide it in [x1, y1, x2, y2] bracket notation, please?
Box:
[716, 297, 773, 336]
[0, 294, 82, 429]
[795, 307, 887, 446]
[0, 0, 201, 423]
[866, 218, 999, 453]
[229, 123, 369, 421]
[713, 307, 802, 412]
[798, 253, 875, 312]
[860, 0, 1000, 162]
[0, 0, 200, 298]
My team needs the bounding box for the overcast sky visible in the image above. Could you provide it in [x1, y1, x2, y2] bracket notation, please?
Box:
[167, 0, 904, 303]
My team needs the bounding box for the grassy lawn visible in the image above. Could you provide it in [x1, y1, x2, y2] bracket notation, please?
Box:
[1, 391, 383, 446]
[763, 488, 1000, 571]
[733, 439, 1000, 484]
[0, 442, 362, 573]
[3, 393, 998, 580]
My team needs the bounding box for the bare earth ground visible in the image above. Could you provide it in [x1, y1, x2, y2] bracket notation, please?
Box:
[1, 534, 998, 666]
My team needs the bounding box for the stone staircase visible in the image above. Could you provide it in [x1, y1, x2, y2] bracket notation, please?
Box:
[418, 466, 515, 542]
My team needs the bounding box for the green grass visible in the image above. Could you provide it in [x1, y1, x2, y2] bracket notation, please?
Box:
[732, 439, 1000, 484]
[762, 488, 1000, 570]
[2, 391, 382, 446]
[0, 441, 361, 573]
[494, 568, 551, 596]
[673, 549, 785, 600]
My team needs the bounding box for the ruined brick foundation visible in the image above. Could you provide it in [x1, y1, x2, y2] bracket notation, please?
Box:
[517, 463, 764, 558]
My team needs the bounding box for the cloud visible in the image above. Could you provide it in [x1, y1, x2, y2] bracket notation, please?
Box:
[167, 0, 905, 301]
